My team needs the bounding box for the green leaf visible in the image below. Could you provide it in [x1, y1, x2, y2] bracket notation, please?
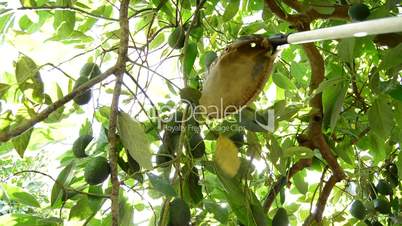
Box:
[147, 173, 177, 197]
[0, 214, 61, 226]
[328, 81, 347, 131]
[15, 55, 43, 97]
[380, 43, 402, 70]
[53, 0, 76, 37]
[11, 128, 33, 158]
[149, 32, 165, 49]
[323, 79, 348, 130]
[117, 112, 153, 170]
[338, 38, 355, 63]
[215, 166, 264, 226]
[387, 84, 402, 102]
[79, 119, 93, 136]
[204, 200, 229, 224]
[69, 197, 93, 221]
[223, 0, 240, 22]
[272, 73, 296, 90]
[183, 42, 198, 78]
[0, 184, 40, 207]
[0, 83, 10, 98]
[293, 170, 308, 194]
[368, 97, 393, 139]
[283, 146, 314, 159]
[203, 51, 217, 69]
[119, 199, 134, 226]
[398, 150, 402, 180]
[20, 0, 37, 7]
[0, 14, 14, 41]
[50, 161, 75, 207]
[87, 185, 104, 212]
[18, 15, 33, 31]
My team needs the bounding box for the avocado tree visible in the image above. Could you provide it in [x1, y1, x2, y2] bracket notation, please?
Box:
[0, 0, 401, 225]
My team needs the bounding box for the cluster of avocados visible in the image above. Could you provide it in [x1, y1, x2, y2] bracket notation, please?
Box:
[349, 165, 399, 226]
[73, 62, 101, 105]
[348, 3, 370, 21]
[156, 111, 206, 167]
[72, 134, 110, 185]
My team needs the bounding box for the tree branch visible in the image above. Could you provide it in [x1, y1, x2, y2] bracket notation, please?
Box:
[107, 0, 130, 225]
[262, 158, 312, 212]
[264, 1, 347, 221]
[16, 6, 119, 21]
[314, 175, 338, 222]
[0, 67, 117, 142]
[9, 170, 110, 199]
[265, 0, 349, 26]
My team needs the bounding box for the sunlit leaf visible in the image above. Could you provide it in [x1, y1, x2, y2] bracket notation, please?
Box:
[183, 42, 198, 78]
[223, 0, 240, 22]
[147, 173, 176, 197]
[50, 161, 75, 207]
[117, 112, 153, 170]
[368, 97, 393, 139]
[293, 170, 308, 194]
[0, 183, 40, 207]
[11, 128, 33, 158]
[214, 135, 241, 178]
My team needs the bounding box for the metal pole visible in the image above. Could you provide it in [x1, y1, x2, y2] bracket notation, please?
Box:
[270, 16, 402, 45]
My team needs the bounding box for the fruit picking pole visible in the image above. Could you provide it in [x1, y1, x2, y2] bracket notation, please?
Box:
[269, 16, 402, 45]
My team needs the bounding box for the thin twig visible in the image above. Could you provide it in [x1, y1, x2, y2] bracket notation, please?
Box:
[15, 6, 119, 21]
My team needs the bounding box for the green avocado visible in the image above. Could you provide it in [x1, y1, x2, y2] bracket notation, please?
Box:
[168, 26, 185, 49]
[272, 208, 289, 226]
[156, 145, 173, 167]
[169, 198, 191, 226]
[375, 179, 392, 195]
[84, 156, 111, 185]
[72, 135, 93, 158]
[229, 132, 244, 148]
[348, 4, 370, 21]
[127, 152, 140, 172]
[73, 76, 92, 105]
[80, 62, 101, 79]
[373, 198, 391, 214]
[350, 200, 367, 220]
[188, 133, 205, 158]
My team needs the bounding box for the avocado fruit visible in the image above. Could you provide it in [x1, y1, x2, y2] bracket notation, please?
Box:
[350, 200, 367, 220]
[188, 133, 205, 158]
[80, 62, 101, 79]
[348, 4, 370, 21]
[169, 198, 191, 226]
[375, 179, 392, 195]
[229, 132, 244, 148]
[73, 76, 92, 105]
[84, 156, 111, 185]
[373, 198, 391, 214]
[127, 151, 140, 172]
[72, 135, 93, 158]
[156, 145, 173, 167]
[272, 207, 289, 226]
[168, 26, 185, 49]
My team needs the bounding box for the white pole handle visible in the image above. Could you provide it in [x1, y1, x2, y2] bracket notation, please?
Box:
[287, 16, 402, 44]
